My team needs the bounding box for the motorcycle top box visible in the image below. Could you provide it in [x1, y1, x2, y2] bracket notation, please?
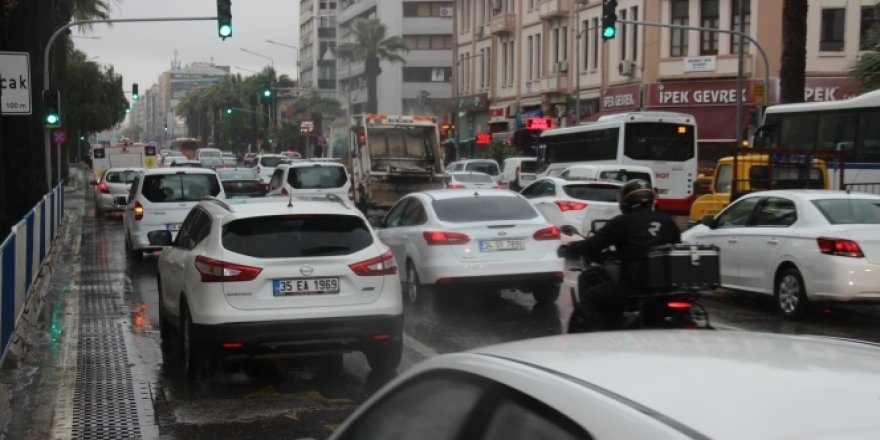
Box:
[646, 244, 720, 290]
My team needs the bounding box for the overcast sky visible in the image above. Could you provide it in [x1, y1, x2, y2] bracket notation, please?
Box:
[73, 0, 300, 92]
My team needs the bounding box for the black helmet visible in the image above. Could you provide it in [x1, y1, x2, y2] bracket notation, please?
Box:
[619, 179, 655, 213]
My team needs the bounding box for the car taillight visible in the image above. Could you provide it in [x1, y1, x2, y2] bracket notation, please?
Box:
[817, 237, 864, 258]
[133, 201, 144, 221]
[98, 182, 109, 194]
[423, 231, 470, 245]
[448, 183, 464, 189]
[554, 200, 587, 211]
[666, 301, 692, 310]
[194, 255, 263, 282]
[349, 250, 397, 276]
[495, 183, 505, 189]
[533, 226, 560, 241]
[281, 187, 289, 196]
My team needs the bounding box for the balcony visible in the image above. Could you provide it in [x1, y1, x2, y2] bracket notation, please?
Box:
[539, 0, 571, 19]
[540, 72, 569, 93]
[489, 13, 516, 35]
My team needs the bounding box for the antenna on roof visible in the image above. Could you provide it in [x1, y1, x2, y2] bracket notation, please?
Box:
[473, 191, 479, 198]
[288, 190, 294, 208]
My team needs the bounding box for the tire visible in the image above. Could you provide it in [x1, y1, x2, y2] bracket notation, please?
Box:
[125, 234, 142, 260]
[355, 186, 369, 214]
[404, 263, 433, 308]
[366, 338, 402, 374]
[181, 307, 200, 379]
[567, 309, 590, 334]
[157, 281, 172, 342]
[531, 284, 560, 305]
[776, 267, 809, 321]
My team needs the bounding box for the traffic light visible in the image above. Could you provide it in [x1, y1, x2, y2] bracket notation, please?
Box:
[43, 89, 61, 127]
[132, 83, 139, 101]
[261, 81, 273, 102]
[217, 0, 232, 40]
[602, 0, 618, 40]
[225, 105, 233, 115]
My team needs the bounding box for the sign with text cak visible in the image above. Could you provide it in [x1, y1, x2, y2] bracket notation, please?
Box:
[0, 52, 31, 115]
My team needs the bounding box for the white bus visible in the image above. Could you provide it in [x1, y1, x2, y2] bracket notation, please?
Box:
[537, 111, 698, 213]
[754, 89, 880, 194]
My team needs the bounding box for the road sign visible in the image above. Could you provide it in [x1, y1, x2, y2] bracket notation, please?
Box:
[0, 52, 32, 115]
[52, 129, 67, 144]
[300, 120, 314, 134]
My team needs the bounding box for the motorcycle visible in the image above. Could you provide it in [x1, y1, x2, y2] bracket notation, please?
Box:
[559, 223, 713, 332]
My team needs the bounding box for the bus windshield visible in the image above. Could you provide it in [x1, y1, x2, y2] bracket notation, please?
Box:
[624, 123, 695, 161]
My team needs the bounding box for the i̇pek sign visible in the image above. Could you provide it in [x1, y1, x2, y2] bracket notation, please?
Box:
[0, 52, 31, 115]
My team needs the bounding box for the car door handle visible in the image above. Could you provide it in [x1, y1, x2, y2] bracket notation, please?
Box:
[767, 239, 779, 245]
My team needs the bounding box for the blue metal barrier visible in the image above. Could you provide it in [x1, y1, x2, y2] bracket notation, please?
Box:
[0, 183, 66, 363]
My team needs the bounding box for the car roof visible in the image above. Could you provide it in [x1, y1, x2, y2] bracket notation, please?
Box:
[452, 331, 880, 439]
[460, 158, 499, 164]
[416, 188, 521, 200]
[278, 161, 346, 169]
[143, 167, 216, 175]
[563, 163, 653, 172]
[542, 176, 622, 187]
[740, 189, 880, 201]
[104, 167, 144, 173]
[200, 196, 360, 219]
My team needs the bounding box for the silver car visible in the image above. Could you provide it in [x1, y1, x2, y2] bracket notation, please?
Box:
[92, 167, 143, 217]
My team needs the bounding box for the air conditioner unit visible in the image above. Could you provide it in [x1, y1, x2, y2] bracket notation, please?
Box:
[618, 60, 636, 77]
[557, 61, 569, 73]
[439, 7, 454, 17]
[474, 25, 484, 37]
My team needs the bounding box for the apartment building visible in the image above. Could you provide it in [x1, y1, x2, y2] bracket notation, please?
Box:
[300, 0, 339, 98]
[454, 0, 876, 163]
[336, 0, 454, 117]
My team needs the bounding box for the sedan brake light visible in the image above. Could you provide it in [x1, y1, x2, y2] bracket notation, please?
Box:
[349, 250, 398, 276]
[533, 226, 561, 241]
[98, 182, 109, 194]
[133, 201, 144, 221]
[817, 237, 864, 258]
[194, 255, 263, 282]
[423, 231, 470, 245]
[554, 200, 587, 211]
[281, 187, 289, 196]
[448, 183, 464, 189]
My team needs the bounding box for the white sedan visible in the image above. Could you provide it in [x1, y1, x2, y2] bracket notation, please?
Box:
[376, 189, 564, 306]
[331, 331, 880, 440]
[682, 190, 880, 320]
[520, 177, 621, 236]
[445, 171, 503, 190]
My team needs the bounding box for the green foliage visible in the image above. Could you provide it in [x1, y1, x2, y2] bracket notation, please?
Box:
[64, 49, 128, 137]
[851, 25, 880, 91]
[487, 140, 516, 164]
[337, 18, 408, 113]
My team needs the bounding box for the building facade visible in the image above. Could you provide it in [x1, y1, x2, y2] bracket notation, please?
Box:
[454, 0, 876, 164]
[336, 0, 454, 117]
[300, 0, 339, 99]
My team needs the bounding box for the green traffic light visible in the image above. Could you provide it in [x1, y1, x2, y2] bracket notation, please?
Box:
[45, 114, 59, 125]
[219, 24, 232, 38]
[603, 26, 616, 38]
[225, 107, 233, 115]
[262, 90, 271, 97]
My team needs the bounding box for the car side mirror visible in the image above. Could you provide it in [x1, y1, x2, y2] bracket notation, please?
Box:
[114, 196, 128, 206]
[700, 215, 717, 229]
[560, 225, 578, 236]
[148, 230, 173, 247]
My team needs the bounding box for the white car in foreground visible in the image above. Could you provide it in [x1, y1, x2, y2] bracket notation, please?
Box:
[149, 196, 402, 378]
[682, 190, 880, 320]
[331, 331, 880, 440]
[520, 177, 622, 235]
[376, 189, 564, 306]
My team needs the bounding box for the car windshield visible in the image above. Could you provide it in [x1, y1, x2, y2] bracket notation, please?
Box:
[223, 214, 373, 258]
[812, 199, 880, 224]
[259, 156, 284, 167]
[287, 166, 348, 189]
[452, 173, 494, 183]
[217, 169, 258, 180]
[104, 171, 139, 184]
[432, 196, 538, 222]
[519, 161, 538, 173]
[563, 184, 620, 202]
[465, 162, 499, 175]
[141, 174, 220, 202]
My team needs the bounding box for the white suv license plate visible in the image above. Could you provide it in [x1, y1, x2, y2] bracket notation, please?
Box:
[479, 239, 525, 252]
[273, 277, 340, 296]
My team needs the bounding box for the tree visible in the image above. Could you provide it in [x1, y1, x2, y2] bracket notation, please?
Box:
[337, 18, 408, 113]
[851, 13, 880, 90]
[780, 0, 808, 103]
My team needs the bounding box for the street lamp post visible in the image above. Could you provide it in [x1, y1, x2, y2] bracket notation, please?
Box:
[453, 52, 484, 161]
[240, 47, 274, 70]
[573, 0, 589, 124]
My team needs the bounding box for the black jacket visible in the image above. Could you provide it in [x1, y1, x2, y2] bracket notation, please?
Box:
[567, 206, 681, 287]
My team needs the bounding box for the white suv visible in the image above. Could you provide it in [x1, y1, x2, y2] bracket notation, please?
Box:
[148, 196, 403, 378]
[266, 161, 353, 202]
[122, 167, 224, 258]
[253, 154, 286, 185]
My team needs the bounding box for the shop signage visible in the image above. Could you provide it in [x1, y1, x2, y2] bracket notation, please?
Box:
[647, 81, 751, 106]
[600, 84, 641, 111]
[802, 77, 861, 102]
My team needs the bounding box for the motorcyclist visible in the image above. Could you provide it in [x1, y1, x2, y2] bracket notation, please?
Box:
[560, 179, 681, 330]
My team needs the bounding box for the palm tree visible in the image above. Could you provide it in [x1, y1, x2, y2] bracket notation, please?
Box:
[780, 0, 808, 103]
[337, 18, 408, 113]
[851, 18, 880, 91]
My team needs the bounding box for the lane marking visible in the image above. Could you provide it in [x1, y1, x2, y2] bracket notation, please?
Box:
[403, 332, 439, 359]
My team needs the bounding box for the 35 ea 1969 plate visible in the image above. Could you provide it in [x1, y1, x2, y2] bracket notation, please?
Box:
[479, 239, 525, 252]
[273, 277, 340, 296]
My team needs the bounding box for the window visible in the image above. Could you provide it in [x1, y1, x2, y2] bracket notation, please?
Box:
[714, 164, 732, 193]
[780, 113, 818, 149]
[748, 166, 825, 190]
[545, 129, 619, 163]
[403, 35, 452, 50]
[175, 208, 209, 250]
[104, 170, 139, 184]
[141, 174, 221, 203]
[404, 67, 451, 82]
[631, 6, 639, 61]
[620, 9, 627, 60]
[286, 165, 348, 189]
[700, 0, 719, 55]
[857, 110, 880, 161]
[521, 180, 552, 198]
[527, 35, 534, 80]
[592, 17, 599, 69]
[562, 184, 619, 202]
[821, 8, 846, 52]
[464, 161, 500, 175]
[223, 214, 373, 258]
[716, 197, 760, 228]
[481, 397, 587, 440]
[752, 197, 797, 227]
[671, 0, 689, 57]
[623, 123, 696, 161]
[813, 199, 880, 224]
[861, 6, 880, 50]
[534, 34, 541, 78]
[817, 112, 857, 159]
[730, 0, 751, 53]
[581, 19, 589, 70]
[432, 196, 539, 222]
[383, 198, 413, 228]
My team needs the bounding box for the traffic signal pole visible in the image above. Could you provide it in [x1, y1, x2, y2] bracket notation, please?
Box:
[42, 16, 218, 191]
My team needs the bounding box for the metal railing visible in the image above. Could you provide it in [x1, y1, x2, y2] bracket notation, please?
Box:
[844, 182, 880, 194]
[1, 183, 65, 363]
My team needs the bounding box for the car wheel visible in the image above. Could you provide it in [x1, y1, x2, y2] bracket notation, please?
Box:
[567, 308, 590, 334]
[531, 284, 560, 305]
[366, 338, 402, 374]
[775, 267, 809, 321]
[125, 234, 142, 260]
[404, 263, 432, 308]
[181, 306, 200, 379]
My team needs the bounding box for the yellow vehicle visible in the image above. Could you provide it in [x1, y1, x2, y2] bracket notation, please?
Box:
[689, 153, 830, 221]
